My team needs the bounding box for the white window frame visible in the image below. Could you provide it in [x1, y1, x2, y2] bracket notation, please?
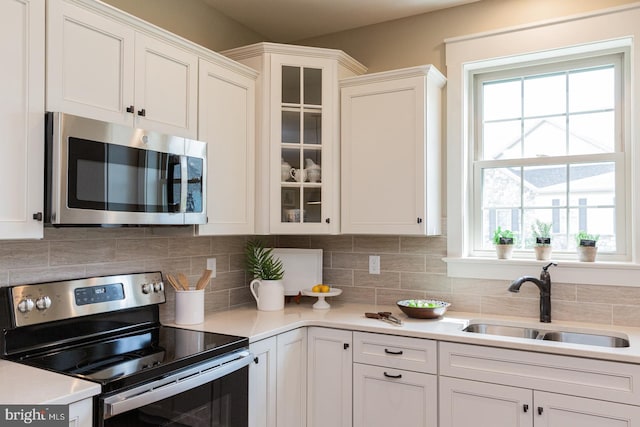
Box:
[444, 4, 640, 286]
[471, 53, 627, 258]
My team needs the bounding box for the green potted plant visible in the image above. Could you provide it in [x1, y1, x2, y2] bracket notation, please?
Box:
[245, 240, 285, 311]
[576, 231, 599, 262]
[493, 226, 515, 259]
[531, 220, 552, 261]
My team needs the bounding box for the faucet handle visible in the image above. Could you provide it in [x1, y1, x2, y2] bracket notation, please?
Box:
[542, 262, 557, 272]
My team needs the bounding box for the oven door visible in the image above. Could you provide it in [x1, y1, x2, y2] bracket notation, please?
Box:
[101, 350, 250, 427]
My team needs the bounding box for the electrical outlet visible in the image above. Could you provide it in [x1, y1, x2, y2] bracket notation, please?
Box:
[369, 255, 380, 275]
[207, 258, 217, 278]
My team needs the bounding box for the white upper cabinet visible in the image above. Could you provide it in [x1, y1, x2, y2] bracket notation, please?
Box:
[46, 0, 198, 138]
[223, 43, 366, 234]
[0, 0, 45, 239]
[340, 66, 445, 235]
[197, 57, 257, 235]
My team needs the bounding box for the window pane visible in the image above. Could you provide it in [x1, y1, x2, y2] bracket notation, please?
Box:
[303, 68, 322, 105]
[568, 112, 615, 154]
[522, 117, 566, 157]
[524, 73, 565, 117]
[569, 67, 614, 113]
[482, 167, 521, 208]
[483, 80, 521, 121]
[282, 110, 300, 143]
[568, 207, 615, 251]
[523, 164, 567, 207]
[483, 120, 521, 160]
[568, 162, 615, 206]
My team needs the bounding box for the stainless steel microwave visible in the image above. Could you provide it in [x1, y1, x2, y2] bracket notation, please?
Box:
[45, 112, 207, 226]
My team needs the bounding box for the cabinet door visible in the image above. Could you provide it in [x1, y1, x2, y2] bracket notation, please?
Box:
[535, 391, 640, 427]
[68, 398, 92, 427]
[270, 54, 338, 234]
[0, 0, 44, 239]
[277, 328, 307, 427]
[47, 0, 135, 126]
[353, 363, 437, 427]
[341, 68, 444, 235]
[307, 328, 352, 427]
[249, 337, 277, 427]
[197, 58, 256, 235]
[134, 33, 198, 139]
[439, 376, 533, 427]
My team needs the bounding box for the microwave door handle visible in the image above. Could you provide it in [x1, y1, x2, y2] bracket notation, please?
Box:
[167, 155, 181, 213]
[180, 155, 188, 213]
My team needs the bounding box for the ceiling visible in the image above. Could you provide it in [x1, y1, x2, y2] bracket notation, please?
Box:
[203, 0, 480, 42]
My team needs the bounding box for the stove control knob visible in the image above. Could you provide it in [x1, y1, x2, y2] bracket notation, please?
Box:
[17, 298, 34, 313]
[141, 283, 152, 294]
[153, 282, 164, 292]
[36, 296, 52, 311]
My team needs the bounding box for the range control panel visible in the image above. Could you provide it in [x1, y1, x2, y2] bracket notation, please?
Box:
[10, 271, 165, 327]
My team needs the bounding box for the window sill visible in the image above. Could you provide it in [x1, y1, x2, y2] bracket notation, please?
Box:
[444, 257, 640, 287]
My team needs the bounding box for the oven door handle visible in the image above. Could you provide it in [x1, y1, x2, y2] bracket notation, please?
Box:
[103, 349, 251, 418]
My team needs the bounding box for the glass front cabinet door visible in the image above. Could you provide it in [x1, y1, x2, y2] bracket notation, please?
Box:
[223, 43, 366, 234]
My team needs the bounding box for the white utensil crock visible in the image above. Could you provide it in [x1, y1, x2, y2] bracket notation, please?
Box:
[175, 289, 205, 324]
[250, 279, 285, 311]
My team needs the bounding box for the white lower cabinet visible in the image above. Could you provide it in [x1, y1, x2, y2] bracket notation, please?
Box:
[353, 363, 437, 427]
[277, 328, 308, 427]
[249, 329, 307, 427]
[67, 398, 93, 427]
[307, 327, 352, 427]
[249, 337, 277, 427]
[440, 376, 640, 427]
[439, 342, 640, 427]
[352, 332, 438, 427]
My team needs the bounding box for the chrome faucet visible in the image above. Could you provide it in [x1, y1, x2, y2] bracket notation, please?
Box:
[508, 262, 557, 323]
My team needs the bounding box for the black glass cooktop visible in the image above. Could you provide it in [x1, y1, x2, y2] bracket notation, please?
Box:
[15, 325, 248, 393]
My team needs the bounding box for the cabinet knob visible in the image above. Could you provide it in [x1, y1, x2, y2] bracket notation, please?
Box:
[523, 404, 529, 413]
[32, 212, 43, 222]
[537, 407, 543, 415]
[325, 218, 331, 224]
[417, 217, 423, 224]
[253, 357, 259, 364]
[137, 108, 146, 117]
[126, 105, 135, 113]
[343, 343, 349, 350]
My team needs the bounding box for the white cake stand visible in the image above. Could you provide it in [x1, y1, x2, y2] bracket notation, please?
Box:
[302, 288, 342, 309]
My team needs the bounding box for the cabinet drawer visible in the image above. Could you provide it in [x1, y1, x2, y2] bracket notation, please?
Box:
[439, 341, 640, 405]
[353, 332, 436, 373]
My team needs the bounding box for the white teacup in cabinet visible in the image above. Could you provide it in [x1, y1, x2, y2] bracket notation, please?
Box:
[223, 43, 367, 234]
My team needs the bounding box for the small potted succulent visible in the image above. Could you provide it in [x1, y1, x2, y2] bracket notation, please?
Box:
[576, 231, 599, 262]
[531, 220, 552, 261]
[493, 226, 515, 259]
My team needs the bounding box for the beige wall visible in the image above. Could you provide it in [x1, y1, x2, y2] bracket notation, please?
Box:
[102, 0, 264, 52]
[296, 0, 639, 73]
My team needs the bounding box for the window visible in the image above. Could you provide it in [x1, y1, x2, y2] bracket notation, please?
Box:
[472, 53, 625, 257]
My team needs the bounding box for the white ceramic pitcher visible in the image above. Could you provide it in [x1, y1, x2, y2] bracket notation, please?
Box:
[250, 279, 285, 311]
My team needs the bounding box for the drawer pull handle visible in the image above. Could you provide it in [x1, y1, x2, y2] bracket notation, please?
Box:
[383, 372, 402, 379]
[384, 349, 403, 355]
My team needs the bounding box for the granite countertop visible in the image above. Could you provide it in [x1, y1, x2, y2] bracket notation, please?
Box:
[0, 360, 100, 404]
[169, 301, 640, 364]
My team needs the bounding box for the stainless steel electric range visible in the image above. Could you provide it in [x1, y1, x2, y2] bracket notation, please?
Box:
[0, 272, 251, 427]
